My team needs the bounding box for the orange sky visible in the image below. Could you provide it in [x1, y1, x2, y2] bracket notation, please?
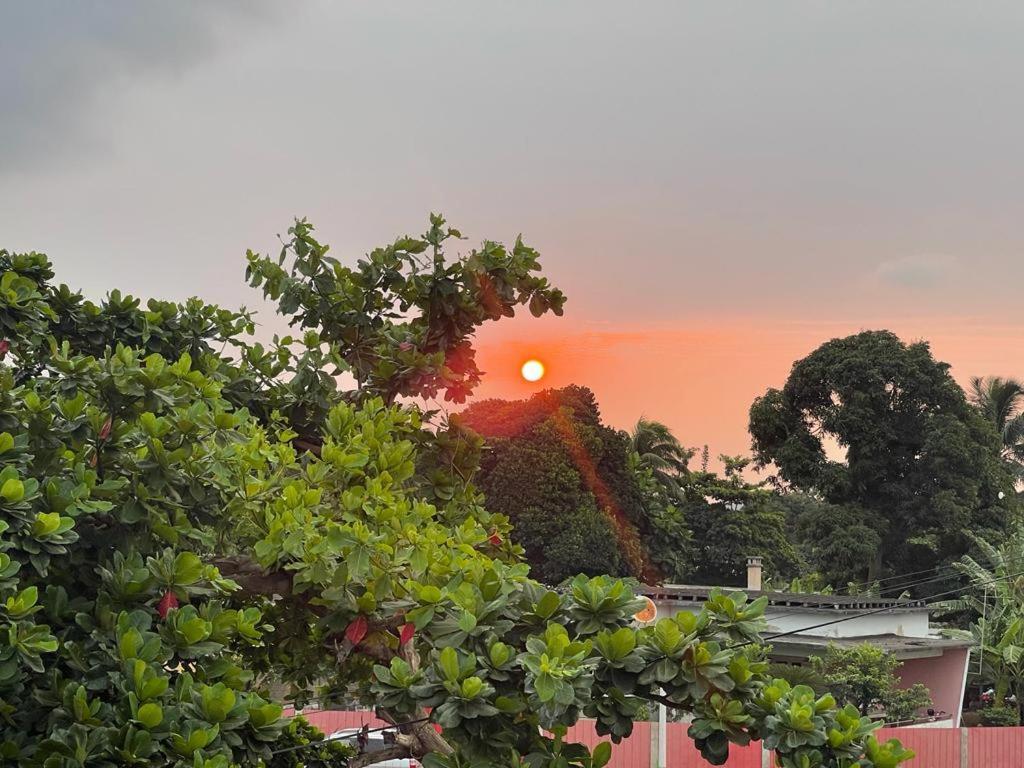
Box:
[471, 313, 1024, 469]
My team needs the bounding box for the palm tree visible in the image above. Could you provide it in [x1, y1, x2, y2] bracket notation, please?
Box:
[628, 418, 693, 498]
[969, 376, 1024, 476]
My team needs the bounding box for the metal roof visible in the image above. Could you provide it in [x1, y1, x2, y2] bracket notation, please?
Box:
[640, 584, 925, 612]
[768, 633, 972, 660]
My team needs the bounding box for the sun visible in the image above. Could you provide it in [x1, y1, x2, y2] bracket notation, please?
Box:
[520, 359, 545, 383]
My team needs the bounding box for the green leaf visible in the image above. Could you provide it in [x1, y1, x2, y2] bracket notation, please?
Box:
[137, 702, 163, 729]
[534, 672, 557, 703]
[439, 647, 460, 682]
[535, 590, 561, 619]
[173, 552, 204, 585]
[1, 478, 25, 503]
[591, 741, 612, 768]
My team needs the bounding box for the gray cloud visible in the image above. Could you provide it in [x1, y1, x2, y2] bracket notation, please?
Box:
[0, 1, 274, 170]
[874, 254, 960, 290]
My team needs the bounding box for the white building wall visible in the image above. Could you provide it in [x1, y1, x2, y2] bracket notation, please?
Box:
[654, 601, 931, 638]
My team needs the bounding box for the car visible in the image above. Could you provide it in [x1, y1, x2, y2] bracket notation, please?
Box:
[326, 728, 421, 768]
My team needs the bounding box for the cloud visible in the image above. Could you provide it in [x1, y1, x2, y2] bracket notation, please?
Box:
[873, 253, 959, 290]
[0, 2, 274, 171]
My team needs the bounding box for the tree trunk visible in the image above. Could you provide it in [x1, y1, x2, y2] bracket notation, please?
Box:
[995, 675, 1009, 707]
[868, 547, 883, 583]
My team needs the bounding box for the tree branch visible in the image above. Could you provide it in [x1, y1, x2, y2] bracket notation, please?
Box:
[369, 645, 455, 761]
[645, 691, 687, 711]
[349, 744, 412, 768]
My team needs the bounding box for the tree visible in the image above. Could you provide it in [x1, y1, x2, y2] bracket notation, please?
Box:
[0, 226, 912, 768]
[628, 419, 694, 499]
[626, 450, 693, 584]
[682, 456, 801, 587]
[460, 387, 649, 584]
[778, 494, 883, 588]
[749, 330, 1016, 584]
[811, 645, 931, 724]
[969, 376, 1024, 477]
[269, 718, 356, 768]
[935, 520, 1024, 722]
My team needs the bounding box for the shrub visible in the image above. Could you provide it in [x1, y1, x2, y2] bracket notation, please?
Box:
[979, 707, 1020, 727]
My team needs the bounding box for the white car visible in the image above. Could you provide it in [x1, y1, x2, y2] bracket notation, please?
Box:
[327, 728, 421, 768]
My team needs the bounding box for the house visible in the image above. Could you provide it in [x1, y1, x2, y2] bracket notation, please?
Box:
[640, 558, 971, 727]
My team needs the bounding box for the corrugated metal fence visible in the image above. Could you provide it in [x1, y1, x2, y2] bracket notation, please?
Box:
[292, 711, 1024, 767]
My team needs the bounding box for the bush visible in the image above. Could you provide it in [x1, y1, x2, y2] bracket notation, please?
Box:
[267, 717, 354, 767]
[979, 707, 1020, 727]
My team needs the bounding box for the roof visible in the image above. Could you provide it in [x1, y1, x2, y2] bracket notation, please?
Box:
[768, 633, 973, 660]
[641, 584, 926, 612]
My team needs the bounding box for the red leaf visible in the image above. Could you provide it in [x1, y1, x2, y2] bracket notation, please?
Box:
[488, 531, 502, 547]
[345, 615, 369, 646]
[0, 339, 9, 359]
[399, 622, 415, 645]
[157, 590, 179, 619]
[99, 417, 112, 441]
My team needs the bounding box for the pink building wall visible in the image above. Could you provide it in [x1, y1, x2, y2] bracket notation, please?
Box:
[898, 647, 970, 725]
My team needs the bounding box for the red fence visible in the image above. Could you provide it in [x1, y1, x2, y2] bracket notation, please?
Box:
[290, 711, 1024, 767]
[966, 726, 1024, 768]
[875, 727, 961, 767]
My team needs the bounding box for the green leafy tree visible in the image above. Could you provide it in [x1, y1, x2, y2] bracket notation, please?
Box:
[460, 387, 648, 583]
[268, 718, 356, 768]
[682, 456, 801, 587]
[749, 330, 1015, 583]
[777, 494, 882, 588]
[969, 376, 1024, 478]
[626, 450, 693, 584]
[0, 226, 912, 768]
[811, 644, 931, 724]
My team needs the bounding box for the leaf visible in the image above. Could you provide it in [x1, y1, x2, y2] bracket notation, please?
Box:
[461, 676, 483, 699]
[345, 615, 369, 646]
[0, 478, 24, 503]
[591, 742, 612, 768]
[399, 622, 415, 645]
[535, 590, 561, 619]
[137, 702, 163, 729]
[457, 610, 477, 633]
[157, 591, 179, 619]
[438, 647, 460, 682]
[172, 552, 204, 586]
[534, 672, 557, 703]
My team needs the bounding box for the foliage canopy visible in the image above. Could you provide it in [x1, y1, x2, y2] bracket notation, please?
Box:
[810, 645, 931, 725]
[0, 223, 911, 768]
[749, 330, 1015, 583]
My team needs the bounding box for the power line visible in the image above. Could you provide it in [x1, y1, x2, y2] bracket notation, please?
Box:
[758, 565, 962, 629]
[837, 563, 959, 594]
[726, 568, 1024, 651]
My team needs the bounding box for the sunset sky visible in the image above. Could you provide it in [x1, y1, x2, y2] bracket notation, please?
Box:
[3, 2, 1023, 466]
